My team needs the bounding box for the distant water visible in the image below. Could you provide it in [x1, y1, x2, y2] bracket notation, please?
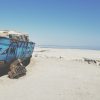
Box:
[37, 45, 100, 50]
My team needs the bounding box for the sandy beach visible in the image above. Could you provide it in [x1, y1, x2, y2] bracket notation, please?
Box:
[0, 47, 100, 100]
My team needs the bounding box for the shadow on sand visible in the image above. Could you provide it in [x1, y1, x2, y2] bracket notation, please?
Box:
[0, 67, 9, 76]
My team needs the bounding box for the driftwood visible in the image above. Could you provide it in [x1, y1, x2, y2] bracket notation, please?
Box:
[83, 57, 100, 66]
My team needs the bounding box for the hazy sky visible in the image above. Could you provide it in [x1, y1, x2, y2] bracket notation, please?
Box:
[0, 0, 100, 47]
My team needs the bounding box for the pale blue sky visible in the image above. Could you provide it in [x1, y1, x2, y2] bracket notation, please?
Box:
[0, 0, 100, 47]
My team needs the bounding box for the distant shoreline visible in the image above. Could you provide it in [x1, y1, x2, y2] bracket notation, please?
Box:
[37, 45, 100, 50]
